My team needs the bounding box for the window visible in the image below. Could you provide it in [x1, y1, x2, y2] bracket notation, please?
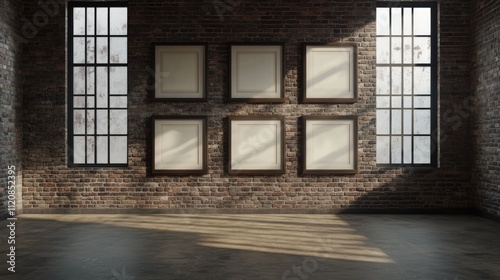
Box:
[376, 2, 437, 166]
[68, 2, 128, 166]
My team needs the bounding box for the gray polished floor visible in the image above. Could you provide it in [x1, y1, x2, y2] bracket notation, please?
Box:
[1, 214, 500, 280]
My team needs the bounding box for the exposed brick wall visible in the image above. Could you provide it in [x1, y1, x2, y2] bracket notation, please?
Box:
[472, 0, 500, 218]
[20, 0, 473, 212]
[0, 0, 23, 218]
[439, 0, 474, 174]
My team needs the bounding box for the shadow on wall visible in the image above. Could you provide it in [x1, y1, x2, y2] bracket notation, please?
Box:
[337, 167, 472, 212]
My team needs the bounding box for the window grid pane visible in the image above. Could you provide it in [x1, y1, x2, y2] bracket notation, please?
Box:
[376, 2, 436, 166]
[68, 2, 128, 167]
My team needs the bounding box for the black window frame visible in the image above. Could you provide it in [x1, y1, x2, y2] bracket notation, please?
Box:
[376, 1, 438, 168]
[67, 1, 129, 167]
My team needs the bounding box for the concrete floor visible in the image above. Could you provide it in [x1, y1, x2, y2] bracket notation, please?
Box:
[0, 214, 499, 280]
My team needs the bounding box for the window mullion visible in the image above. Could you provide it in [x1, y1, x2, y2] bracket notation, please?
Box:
[84, 7, 88, 165]
[411, 7, 415, 164]
[400, 7, 404, 165]
[388, 7, 393, 164]
[94, 7, 98, 164]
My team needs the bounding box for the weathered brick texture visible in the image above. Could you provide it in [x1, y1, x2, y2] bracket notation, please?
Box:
[18, 0, 474, 212]
[472, 0, 500, 217]
[0, 0, 23, 219]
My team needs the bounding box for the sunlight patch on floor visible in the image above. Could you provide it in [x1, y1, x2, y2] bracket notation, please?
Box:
[20, 214, 394, 263]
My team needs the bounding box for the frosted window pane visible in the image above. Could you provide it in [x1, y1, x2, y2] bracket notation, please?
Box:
[96, 110, 108, 134]
[403, 67, 413, 95]
[391, 8, 402, 35]
[109, 110, 127, 134]
[377, 96, 390, 108]
[73, 8, 85, 35]
[391, 67, 402, 95]
[414, 37, 431, 64]
[110, 38, 127, 63]
[86, 8, 95, 35]
[97, 94, 108, 108]
[391, 136, 402, 164]
[403, 110, 412, 134]
[96, 38, 108, 63]
[414, 96, 431, 108]
[414, 67, 431, 95]
[377, 67, 390, 95]
[403, 136, 412, 163]
[110, 67, 127, 95]
[110, 136, 127, 164]
[110, 8, 127, 35]
[403, 8, 412, 35]
[377, 136, 390, 163]
[391, 37, 402, 64]
[403, 37, 412, 64]
[97, 136, 108, 164]
[74, 136, 86, 164]
[74, 67, 86, 95]
[414, 8, 431, 35]
[414, 136, 431, 164]
[403, 96, 412, 108]
[110, 97, 127, 108]
[377, 8, 390, 35]
[74, 110, 85, 134]
[87, 136, 95, 164]
[87, 67, 95, 95]
[96, 67, 108, 107]
[392, 110, 402, 134]
[87, 110, 95, 134]
[74, 96, 85, 108]
[377, 110, 390, 134]
[86, 38, 95, 64]
[392, 96, 402, 108]
[87, 96, 95, 108]
[96, 8, 108, 35]
[414, 110, 431, 134]
[73, 38, 85, 63]
[377, 37, 390, 64]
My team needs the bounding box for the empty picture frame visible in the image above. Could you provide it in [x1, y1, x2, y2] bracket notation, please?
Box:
[229, 43, 284, 103]
[303, 43, 357, 103]
[152, 116, 207, 175]
[154, 43, 207, 101]
[228, 116, 285, 175]
[302, 116, 358, 175]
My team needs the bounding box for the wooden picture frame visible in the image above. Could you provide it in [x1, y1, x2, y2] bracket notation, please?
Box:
[152, 116, 208, 175]
[302, 116, 358, 175]
[153, 43, 207, 101]
[303, 43, 358, 103]
[229, 43, 285, 103]
[228, 116, 285, 175]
